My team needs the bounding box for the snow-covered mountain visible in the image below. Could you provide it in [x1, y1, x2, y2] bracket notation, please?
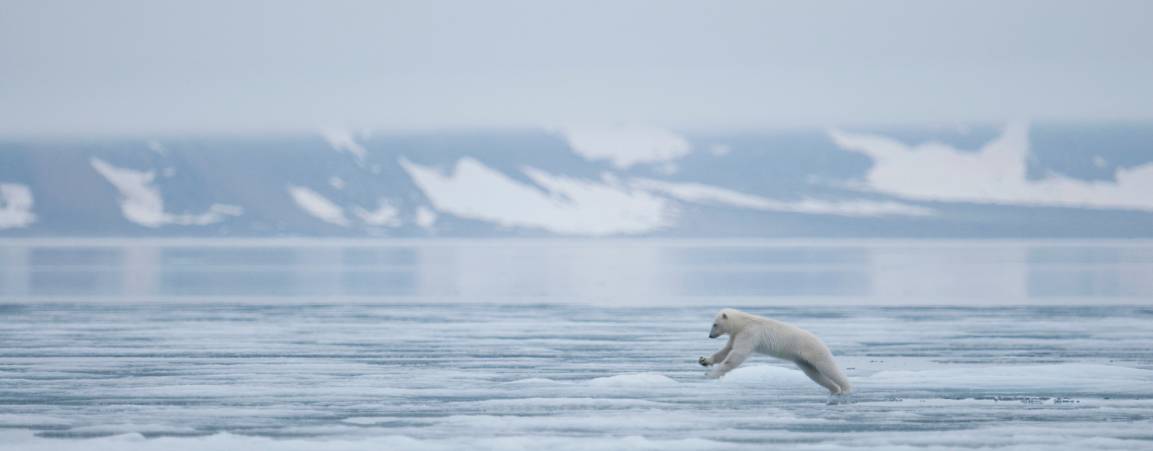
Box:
[2, 123, 1151, 237]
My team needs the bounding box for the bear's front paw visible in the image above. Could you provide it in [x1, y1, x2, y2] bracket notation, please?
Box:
[705, 369, 723, 379]
[698, 356, 712, 367]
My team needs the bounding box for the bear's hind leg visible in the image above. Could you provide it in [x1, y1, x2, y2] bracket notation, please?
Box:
[795, 359, 843, 394]
[808, 353, 852, 394]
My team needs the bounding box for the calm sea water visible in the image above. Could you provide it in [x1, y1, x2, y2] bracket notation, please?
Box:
[3, 240, 1151, 303]
[1, 240, 1152, 450]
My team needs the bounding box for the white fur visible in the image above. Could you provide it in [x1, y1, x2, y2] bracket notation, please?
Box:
[699, 308, 852, 394]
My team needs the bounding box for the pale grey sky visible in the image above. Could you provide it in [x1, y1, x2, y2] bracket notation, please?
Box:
[2, 0, 1152, 135]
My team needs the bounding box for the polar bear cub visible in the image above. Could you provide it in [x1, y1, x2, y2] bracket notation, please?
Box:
[698, 308, 851, 394]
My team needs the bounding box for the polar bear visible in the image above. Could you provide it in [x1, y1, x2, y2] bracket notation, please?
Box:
[698, 308, 851, 394]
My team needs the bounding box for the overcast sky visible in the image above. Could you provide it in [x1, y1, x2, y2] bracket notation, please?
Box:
[2, 0, 1152, 135]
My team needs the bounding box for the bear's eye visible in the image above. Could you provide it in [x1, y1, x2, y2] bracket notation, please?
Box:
[712, 323, 717, 327]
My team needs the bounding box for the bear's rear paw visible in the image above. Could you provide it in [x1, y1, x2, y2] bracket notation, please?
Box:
[698, 356, 712, 367]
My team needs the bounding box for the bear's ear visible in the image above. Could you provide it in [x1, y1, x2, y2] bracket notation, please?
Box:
[722, 313, 728, 319]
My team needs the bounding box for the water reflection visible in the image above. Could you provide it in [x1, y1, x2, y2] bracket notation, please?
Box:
[1, 241, 1150, 302]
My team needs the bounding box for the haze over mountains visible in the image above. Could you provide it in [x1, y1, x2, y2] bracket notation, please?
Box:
[2, 122, 1151, 238]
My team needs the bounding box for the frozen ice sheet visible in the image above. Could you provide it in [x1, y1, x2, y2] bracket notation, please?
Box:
[1, 304, 1151, 450]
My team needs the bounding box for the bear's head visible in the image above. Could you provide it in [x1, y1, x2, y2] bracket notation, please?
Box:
[708, 308, 740, 338]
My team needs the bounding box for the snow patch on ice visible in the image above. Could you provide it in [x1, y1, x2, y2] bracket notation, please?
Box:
[560, 125, 691, 169]
[287, 186, 349, 226]
[464, 397, 666, 408]
[400, 158, 673, 235]
[341, 417, 391, 425]
[62, 423, 201, 436]
[716, 364, 815, 386]
[632, 178, 933, 217]
[504, 377, 564, 385]
[0, 430, 738, 451]
[868, 363, 1153, 393]
[0, 183, 36, 229]
[90, 159, 241, 227]
[587, 373, 677, 387]
[829, 122, 1153, 211]
[0, 414, 71, 427]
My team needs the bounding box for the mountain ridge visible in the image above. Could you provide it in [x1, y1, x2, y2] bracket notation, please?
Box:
[2, 123, 1151, 237]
